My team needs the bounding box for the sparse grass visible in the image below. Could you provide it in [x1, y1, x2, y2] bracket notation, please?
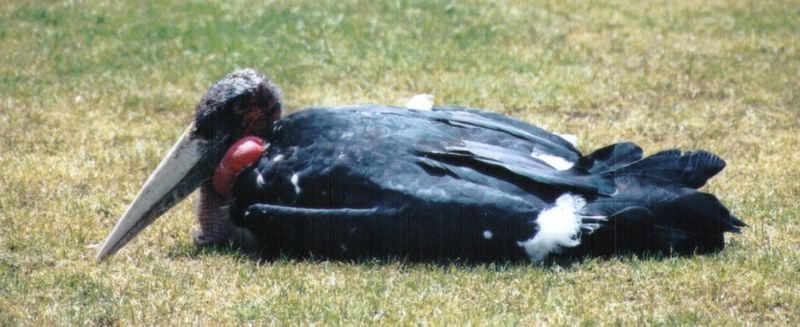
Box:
[1, 0, 798, 324]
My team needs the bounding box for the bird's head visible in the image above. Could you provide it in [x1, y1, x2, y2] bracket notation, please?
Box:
[192, 68, 282, 143]
[96, 68, 281, 260]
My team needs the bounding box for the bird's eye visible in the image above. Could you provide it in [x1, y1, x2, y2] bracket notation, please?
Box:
[231, 97, 250, 115]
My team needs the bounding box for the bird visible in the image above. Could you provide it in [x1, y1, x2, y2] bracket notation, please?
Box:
[96, 68, 745, 262]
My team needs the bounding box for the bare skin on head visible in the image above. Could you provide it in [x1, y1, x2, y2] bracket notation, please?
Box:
[194, 181, 234, 245]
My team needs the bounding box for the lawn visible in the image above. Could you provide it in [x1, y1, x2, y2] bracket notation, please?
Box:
[1, 0, 798, 324]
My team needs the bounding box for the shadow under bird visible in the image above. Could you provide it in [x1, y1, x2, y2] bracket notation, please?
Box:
[96, 69, 745, 262]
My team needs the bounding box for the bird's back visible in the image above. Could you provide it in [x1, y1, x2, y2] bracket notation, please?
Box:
[229, 106, 584, 260]
[227, 105, 743, 261]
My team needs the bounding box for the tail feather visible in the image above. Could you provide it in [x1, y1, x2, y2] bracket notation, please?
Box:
[569, 147, 744, 258]
[607, 150, 726, 189]
[576, 142, 643, 173]
[652, 192, 745, 235]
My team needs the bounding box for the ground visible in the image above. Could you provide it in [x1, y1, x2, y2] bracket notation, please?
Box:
[1, 0, 798, 324]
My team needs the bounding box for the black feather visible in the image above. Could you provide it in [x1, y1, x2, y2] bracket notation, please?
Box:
[606, 150, 726, 189]
[651, 192, 742, 235]
[418, 140, 616, 195]
[576, 142, 643, 173]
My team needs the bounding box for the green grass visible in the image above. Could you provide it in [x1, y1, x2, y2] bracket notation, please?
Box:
[1, 0, 798, 324]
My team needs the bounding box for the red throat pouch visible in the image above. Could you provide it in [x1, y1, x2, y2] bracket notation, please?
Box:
[212, 136, 266, 197]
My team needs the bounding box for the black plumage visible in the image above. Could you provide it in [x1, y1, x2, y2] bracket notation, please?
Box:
[96, 68, 744, 262]
[227, 105, 744, 261]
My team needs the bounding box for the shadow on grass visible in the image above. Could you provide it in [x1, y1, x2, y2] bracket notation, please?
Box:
[163, 240, 725, 271]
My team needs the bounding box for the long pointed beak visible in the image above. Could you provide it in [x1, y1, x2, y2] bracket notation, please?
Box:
[96, 124, 225, 260]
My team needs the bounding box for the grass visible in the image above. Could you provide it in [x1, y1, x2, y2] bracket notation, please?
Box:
[1, 0, 798, 324]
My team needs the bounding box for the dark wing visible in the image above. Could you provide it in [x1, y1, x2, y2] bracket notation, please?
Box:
[416, 139, 615, 195]
[228, 106, 590, 260]
[429, 106, 581, 162]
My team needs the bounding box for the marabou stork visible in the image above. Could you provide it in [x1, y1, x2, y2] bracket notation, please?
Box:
[96, 69, 745, 262]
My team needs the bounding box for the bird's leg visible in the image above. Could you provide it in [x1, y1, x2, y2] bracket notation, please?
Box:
[194, 181, 234, 245]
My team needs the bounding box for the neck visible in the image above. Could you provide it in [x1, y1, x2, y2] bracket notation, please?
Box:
[194, 181, 234, 245]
